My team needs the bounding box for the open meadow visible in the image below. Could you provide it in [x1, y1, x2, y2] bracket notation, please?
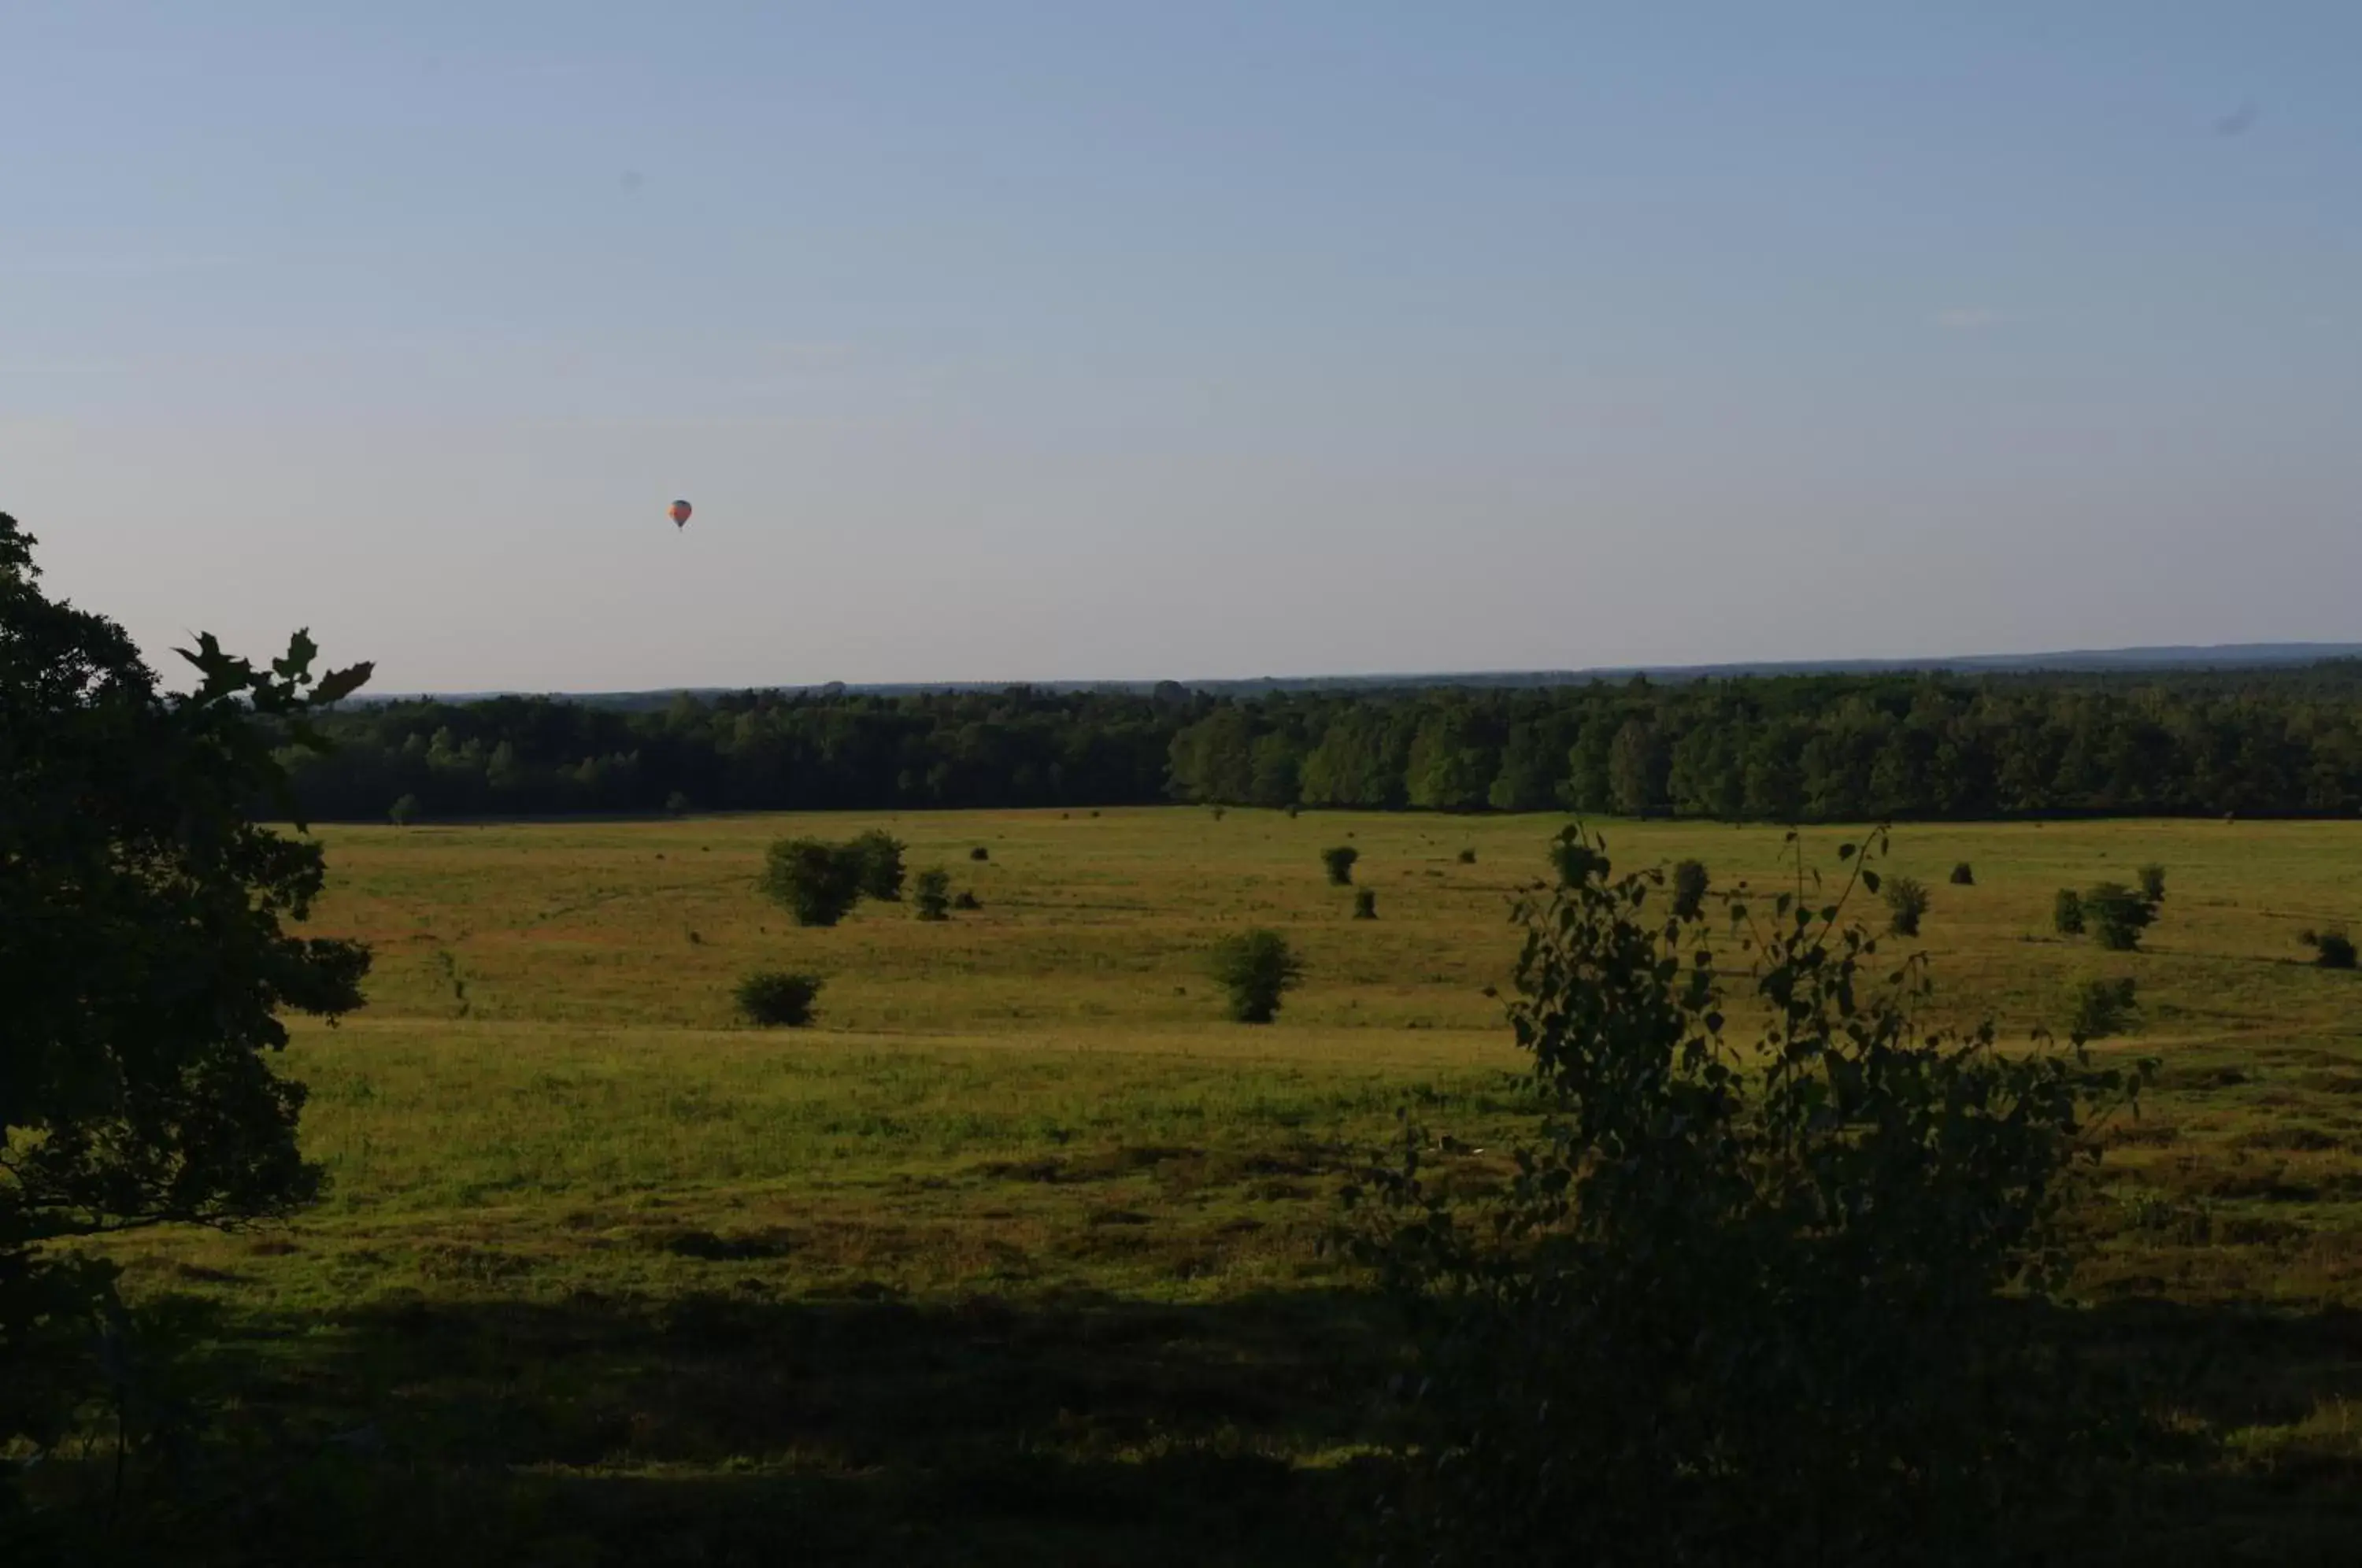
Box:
[66, 809, 2362, 1562]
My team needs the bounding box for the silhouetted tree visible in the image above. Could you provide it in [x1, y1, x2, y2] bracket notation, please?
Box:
[1347, 826, 2146, 1564]
[0, 512, 372, 1492]
[1322, 845, 1360, 885]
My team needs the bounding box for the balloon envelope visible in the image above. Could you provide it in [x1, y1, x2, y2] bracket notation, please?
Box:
[668, 500, 692, 528]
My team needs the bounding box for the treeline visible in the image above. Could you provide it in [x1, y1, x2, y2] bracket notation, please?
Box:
[283, 666, 2362, 822]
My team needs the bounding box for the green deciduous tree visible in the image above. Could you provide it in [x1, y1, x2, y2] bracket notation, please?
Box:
[1, 512, 372, 1490]
[1345, 825, 2145, 1565]
[847, 829, 906, 901]
[760, 838, 864, 927]
[1606, 718, 1668, 815]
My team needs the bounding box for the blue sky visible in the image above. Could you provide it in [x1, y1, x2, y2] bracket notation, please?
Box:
[4, 2, 2356, 690]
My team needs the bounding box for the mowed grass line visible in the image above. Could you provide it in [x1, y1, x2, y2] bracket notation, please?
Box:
[61, 810, 2362, 1563]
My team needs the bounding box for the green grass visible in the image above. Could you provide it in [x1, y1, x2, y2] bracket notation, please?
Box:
[42, 810, 2362, 1562]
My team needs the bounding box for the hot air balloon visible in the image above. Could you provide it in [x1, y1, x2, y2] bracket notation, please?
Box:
[668, 500, 692, 530]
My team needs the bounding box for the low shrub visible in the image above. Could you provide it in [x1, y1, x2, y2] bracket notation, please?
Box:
[1322, 845, 1360, 885]
[1353, 889, 1377, 920]
[2070, 976, 2139, 1039]
[736, 971, 823, 1027]
[1208, 929, 1303, 1023]
[2300, 928, 2358, 970]
[2083, 882, 2156, 952]
[1949, 862, 1974, 886]
[1883, 874, 1931, 937]
[913, 868, 951, 921]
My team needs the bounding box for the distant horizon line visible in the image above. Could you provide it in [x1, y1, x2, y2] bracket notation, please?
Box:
[352, 640, 2362, 704]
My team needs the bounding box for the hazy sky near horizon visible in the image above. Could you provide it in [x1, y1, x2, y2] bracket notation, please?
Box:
[5, 3, 2358, 691]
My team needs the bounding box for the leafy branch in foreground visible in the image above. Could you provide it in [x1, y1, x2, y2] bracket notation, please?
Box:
[1343, 823, 2152, 1566]
[2, 510, 372, 1503]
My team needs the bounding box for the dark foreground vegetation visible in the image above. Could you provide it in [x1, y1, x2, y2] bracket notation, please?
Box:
[285, 664, 2362, 822]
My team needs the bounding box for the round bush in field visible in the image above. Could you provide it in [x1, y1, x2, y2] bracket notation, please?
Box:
[1322, 845, 1359, 886]
[736, 971, 823, 1027]
[2053, 889, 2085, 936]
[952, 889, 982, 911]
[2082, 882, 2155, 952]
[1208, 929, 1304, 1023]
[2068, 976, 2138, 1040]
[761, 838, 864, 927]
[970, 845, 990, 862]
[2301, 928, 2357, 971]
[1457, 847, 1477, 864]
[1353, 888, 1377, 920]
[388, 792, 423, 827]
[1949, 862, 1975, 886]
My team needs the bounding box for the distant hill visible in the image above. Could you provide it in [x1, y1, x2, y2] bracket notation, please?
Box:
[361, 642, 2362, 708]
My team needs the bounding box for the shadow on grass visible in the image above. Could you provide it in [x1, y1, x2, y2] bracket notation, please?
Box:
[17, 1286, 1401, 1567]
[19, 1286, 2362, 1566]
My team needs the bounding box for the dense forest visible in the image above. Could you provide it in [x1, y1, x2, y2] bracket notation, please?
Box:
[283, 664, 2362, 823]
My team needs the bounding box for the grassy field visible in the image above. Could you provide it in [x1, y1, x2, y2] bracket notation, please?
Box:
[52, 810, 2362, 1562]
